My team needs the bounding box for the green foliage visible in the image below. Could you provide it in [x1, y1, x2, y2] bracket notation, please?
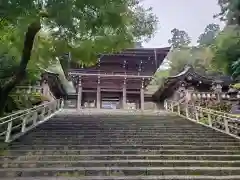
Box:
[168, 28, 191, 48]
[197, 23, 220, 46]
[4, 92, 49, 114]
[167, 47, 215, 76]
[215, 0, 240, 25]
[168, 48, 192, 75]
[207, 102, 232, 113]
[166, 27, 217, 76]
[151, 69, 170, 85]
[0, 0, 158, 114]
[232, 58, 240, 78]
[211, 26, 240, 76]
[232, 83, 240, 89]
[0, 21, 55, 84]
[0, 0, 158, 81]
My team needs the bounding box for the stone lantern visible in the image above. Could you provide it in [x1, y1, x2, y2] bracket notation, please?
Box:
[212, 80, 223, 102]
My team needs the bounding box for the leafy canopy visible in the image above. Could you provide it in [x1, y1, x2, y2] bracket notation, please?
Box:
[168, 28, 191, 49]
[215, 0, 240, 25]
[0, 0, 158, 81]
[211, 26, 240, 76]
[197, 23, 220, 46]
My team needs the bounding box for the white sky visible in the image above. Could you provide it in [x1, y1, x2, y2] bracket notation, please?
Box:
[142, 0, 225, 48]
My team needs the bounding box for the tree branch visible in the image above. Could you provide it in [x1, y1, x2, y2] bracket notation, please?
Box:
[2, 20, 41, 94]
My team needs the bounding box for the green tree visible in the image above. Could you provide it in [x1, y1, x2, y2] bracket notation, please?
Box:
[0, 0, 158, 115]
[215, 0, 240, 25]
[168, 28, 191, 48]
[197, 23, 220, 46]
[232, 58, 240, 78]
[151, 69, 170, 85]
[211, 26, 240, 76]
[167, 46, 215, 76]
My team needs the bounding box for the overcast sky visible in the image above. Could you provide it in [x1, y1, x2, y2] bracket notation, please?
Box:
[142, 0, 225, 48]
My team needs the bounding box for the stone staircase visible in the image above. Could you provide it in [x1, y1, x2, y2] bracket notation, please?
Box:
[0, 110, 240, 179]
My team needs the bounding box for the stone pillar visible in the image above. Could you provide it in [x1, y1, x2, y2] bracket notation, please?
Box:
[77, 77, 82, 110]
[213, 80, 223, 102]
[97, 85, 101, 109]
[122, 84, 127, 109]
[42, 80, 49, 97]
[140, 88, 144, 110]
[140, 79, 145, 110]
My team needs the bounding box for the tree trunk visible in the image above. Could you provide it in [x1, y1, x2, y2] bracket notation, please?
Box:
[0, 20, 41, 116]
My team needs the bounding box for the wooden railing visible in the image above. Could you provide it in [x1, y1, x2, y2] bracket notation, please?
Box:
[0, 100, 62, 143]
[164, 100, 240, 139]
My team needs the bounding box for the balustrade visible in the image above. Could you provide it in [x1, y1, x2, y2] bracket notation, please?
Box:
[164, 100, 240, 139]
[0, 100, 62, 143]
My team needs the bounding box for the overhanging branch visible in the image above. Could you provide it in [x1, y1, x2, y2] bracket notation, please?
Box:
[2, 20, 42, 93]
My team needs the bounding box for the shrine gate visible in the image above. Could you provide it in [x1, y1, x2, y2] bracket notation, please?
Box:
[68, 47, 170, 110]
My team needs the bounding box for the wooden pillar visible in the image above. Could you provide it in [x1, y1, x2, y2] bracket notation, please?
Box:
[140, 79, 144, 110]
[77, 77, 82, 110]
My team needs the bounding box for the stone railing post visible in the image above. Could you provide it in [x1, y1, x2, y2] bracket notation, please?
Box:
[177, 103, 181, 115]
[208, 112, 212, 127]
[223, 113, 230, 134]
[185, 105, 189, 118]
[195, 107, 199, 122]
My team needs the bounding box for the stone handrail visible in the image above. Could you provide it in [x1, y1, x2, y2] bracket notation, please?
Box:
[164, 100, 240, 139]
[0, 100, 62, 143]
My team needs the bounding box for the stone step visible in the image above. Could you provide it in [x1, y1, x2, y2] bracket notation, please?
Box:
[9, 143, 240, 149]
[40, 123, 203, 126]
[21, 133, 233, 138]
[18, 137, 237, 142]
[39, 126, 209, 129]
[2, 113, 240, 178]
[14, 137, 240, 145]
[10, 143, 239, 150]
[1, 166, 240, 177]
[39, 120, 202, 123]
[37, 123, 208, 127]
[27, 133, 231, 138]
[1, 175, 240, 180]
[2, 160, 240, 168]
[32, 125, 216, 129]
[27, 131, 226, 135]
[31, 130, 219, 134]
[2, 154, 240, 161]
[4, 149, 239, 157]
[10, 141, 240, 150]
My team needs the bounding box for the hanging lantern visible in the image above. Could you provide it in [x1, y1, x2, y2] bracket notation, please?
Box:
[202, 93, 206, 98]
[192, 93, 197, 99]
[212, 94, 216, 98]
